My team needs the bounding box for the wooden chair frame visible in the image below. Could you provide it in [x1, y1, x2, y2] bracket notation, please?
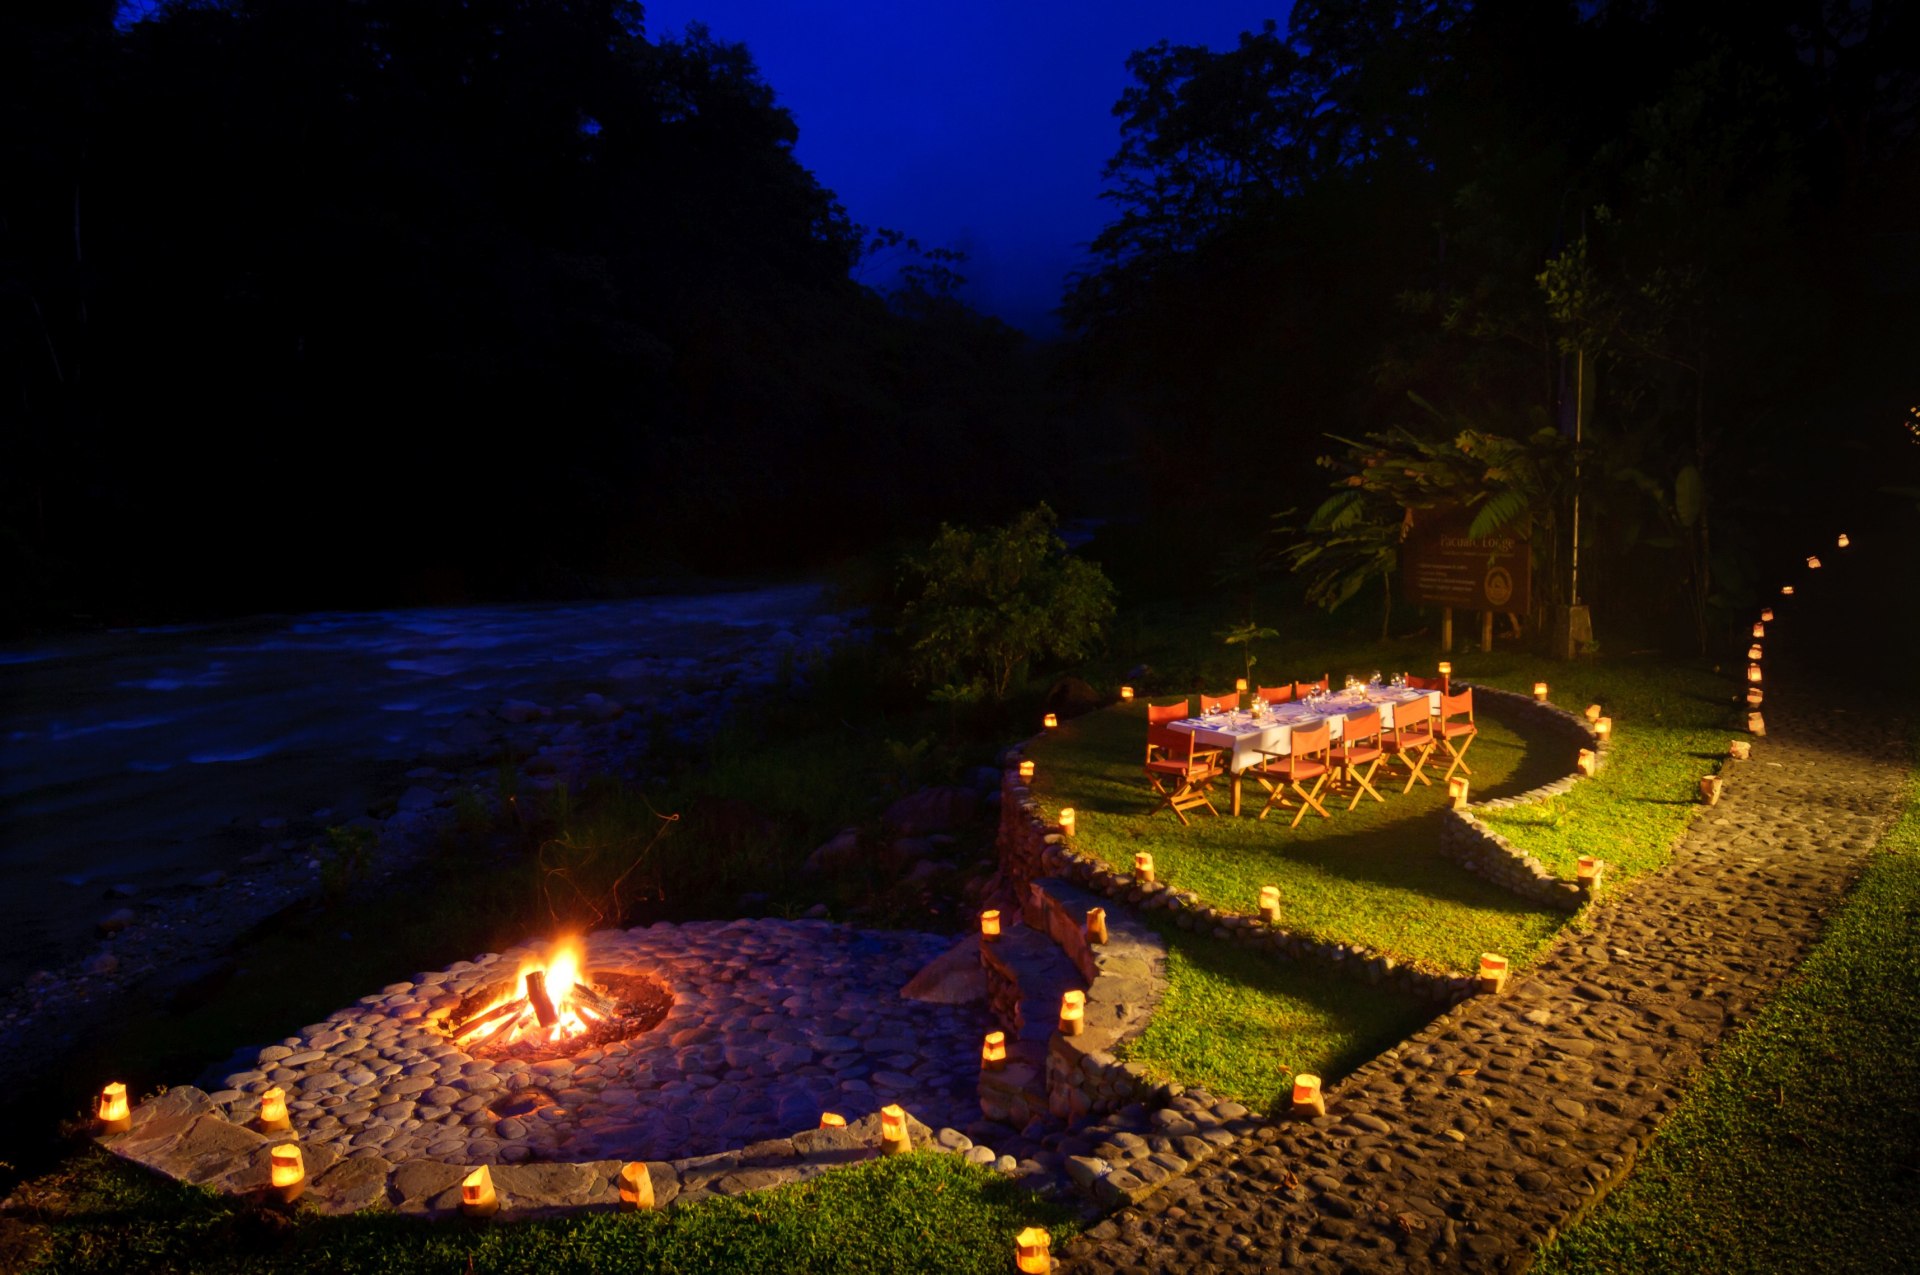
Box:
[1144, 724, 1223, 825]
[1331, 708, 1385, 810]
[1438, 688, 1478, 783]
[1382, 703, 1438, 792]
[1254, 720, 1332, 827]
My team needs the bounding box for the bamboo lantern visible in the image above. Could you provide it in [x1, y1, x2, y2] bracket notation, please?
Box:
[1748, 644, 1763, 661]
[1478, 952, 1509, 995]
[819, 1112, 847, 1129]
[1838, 533, 1850, 548]
[1134, 852, 1155, 883]
[257, 1086, 291, 1134]
[1447, 775, 1470, 809]
[1729, 740, 1751, 760]
[269, 1142, 305, 1203]
[1437, 661, 1452, 688]
[1584, 703, 1602, 722]
[1015, 1227, 1053, 1274]
[879, 1104, 912, 1155]
[1782, 585, 1795, 596]
[1085, 906, 1108, 945]
[97, 1082, 131, 1134]
[1120, 685, 1135, 702]
[1595, 717, 1612, 740]
[1699, 774, 1723, 806]
[1807, 556, 1822, 569]
[1018, 759, 1034, 781]
[619, 1161, 655, 1211]
[1058, 990, 1085, 1036]
[1747, 664, 1763, 684]
[1290, 1073, 1326, 1119]
[1234, 677, 1249, 694]
[1748, 687, 1764, 707]
[1258, 885, 1281, 924]
[1748, 711, 1767, 736]
[1752, 622, 1765, 639]
[1577, 749, 1597, 776]
[1533, 682, 1549, 702]
[1042, 713, 1058, 730]
[981, 1031, 1008, 1071]
[1576, 857, 1603, 890]
[1058, 807, 1076, 837]
[1761, 607, 1775, 622]
[980, 909, 1001, 941]
[461, 1165, 498, 1218]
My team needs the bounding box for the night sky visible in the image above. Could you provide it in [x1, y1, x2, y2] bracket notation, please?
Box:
[640, 1, 1290, 335]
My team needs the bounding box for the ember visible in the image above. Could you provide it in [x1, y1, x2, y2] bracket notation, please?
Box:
[442, 937, 671, 1059]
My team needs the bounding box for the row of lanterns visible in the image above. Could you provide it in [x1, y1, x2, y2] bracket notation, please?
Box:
[1746, 529, 1849, 740]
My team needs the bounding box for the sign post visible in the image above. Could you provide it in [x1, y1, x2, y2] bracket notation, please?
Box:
[1402, 513, 1532, 653]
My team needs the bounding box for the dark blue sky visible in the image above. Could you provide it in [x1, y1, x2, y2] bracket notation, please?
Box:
[641, 2, 1289, 335]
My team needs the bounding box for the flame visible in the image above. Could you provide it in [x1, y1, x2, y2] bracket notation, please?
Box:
[455, 936, 594, 1050]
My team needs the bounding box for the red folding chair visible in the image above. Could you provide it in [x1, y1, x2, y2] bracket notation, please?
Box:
[1199, 690, 1239, 714]
[1382, 698, 1438, 792]
[1149, 700, 1221, 767]
[1144, 723, 1223, 824]
[1256, 684, 1294, 706]
[1252, 720, 1333, 827]
[1404, 673, 1444, 692]
[1437, 688, 1478, 782]
[1330, 708, 1385, 809]
[1295, 675, 1329, 698]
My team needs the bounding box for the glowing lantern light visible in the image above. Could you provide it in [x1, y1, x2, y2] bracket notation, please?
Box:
[1133, 852, 1155, 883]
[1478, 952, 1509, 994]
[1748, 644, 1763, 661]
[619, 1161, 655, 1210]
[819, 1112, 846, 1129]
[1576, 857, 1603, 890]
[1015, 1227, 1053, 1274]
[1234, 678, 1249, 694]
[980, 909, 1002, 942]
[1447, 776, 1470, 809]
[1085, 907, 1108, 945]
[1807, 556, 1822, 569]
[1120, 686, 1135, 702]
[981, 1031, 1008, 1071]
[1577, 749, 1597, 777]
[879, 1104, 912, 1155]
[1532, 682, 1549, 703]
[1017, 759, 1034, 781]
[1748, 687, 1764, 706]
[97, 1082, 131, 1134]
[1058, 990, 1085, 1036]
[1437, 661, 1452, 682]
[1782, 585, 1795, 596]
[1747, 664, 1763, 684]
[257, 1086, 291, 1134]
[1748, 711, 1766, 737]
[1761, 608, 1775, 622]
[1595, 717, 1612, 740]
[461, 1165, 498, 1217]
[1042, 713, 1058, 730]
[1838, 533, 1850, 548]
[1058, 808, 1076, 837]
[1290, 1073, 1326, 1118]
[1699, 775, 1723, 806]
[269, 1142, 304, 1202]
[1584, 703, 1602, 722]
[1258, 885, 1281, 924]
[1752, 622, 1765, 639]
[1729, 740, 1751, 761]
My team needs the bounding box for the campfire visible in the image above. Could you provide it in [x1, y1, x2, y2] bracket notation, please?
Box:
[443, 937, 664, 1057]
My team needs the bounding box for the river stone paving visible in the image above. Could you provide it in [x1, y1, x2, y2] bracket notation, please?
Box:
[1063, 680, 1912, 1273]
[204, 919, 992, 1168]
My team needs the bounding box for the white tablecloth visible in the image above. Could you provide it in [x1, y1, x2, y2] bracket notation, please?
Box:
[1168, 688, 1439, 775]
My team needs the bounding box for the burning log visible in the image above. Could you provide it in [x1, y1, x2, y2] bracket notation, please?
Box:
[524, 969, 559, 1028]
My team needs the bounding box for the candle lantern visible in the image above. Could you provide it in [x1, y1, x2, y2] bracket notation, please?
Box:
[1729, 740, 1751, 761]
[1748, 644, 1763, 661]
[1120, 685, 1135, 702]
[1290, 1073, 1326, 1119]
[1085, 907, 1108, 945]
[1447, 776, 1470, 809]
[619, 1161, 655, 1211]
[1058, 807, 1076, 837]
[1042, 713, 1058, 730]
[461, 1165, 498, 1217]
[1595, 717, 1612, 740]
[819, 1112, 847, 1129]
[1807, 556, 1822, 569]
[981, 1031, 1008, 1071]
[1748, 711, 1766, 736]
[1584, 703, 1602, 722]
[1478, 952, 1509, 995]
[1838, 533, 1850, 548]
[97, 1082, 131, 1134]
[1532, 682, 1549, 703]
[1752, 622, 1765, 639]
[1699, 775, 1723, 806]
[1015, 1227, 1053, 1274]
[980, 909, 1001, 941]
[1576, 857, 1603, 890]
[1058, 990, 1085, 1036]
[1747, 687, 1764, 707]
[1017, 759, 1034, 781]
[1782, 585, 1795, 596]
[1133, 852, 1154, 883]
[257, 1086, 291, 1134]
[269, 1142, 305, 1203]
[879, 1104, 912, 1155]
[1747, 664, 1763, 684]
[1437, 661, 1452, 687]
[1258, 885, 1281, 924]
[1234, 678, 1249, 694]
[1761, 608, 1774, 622]
[1577, 749, 1597, 776]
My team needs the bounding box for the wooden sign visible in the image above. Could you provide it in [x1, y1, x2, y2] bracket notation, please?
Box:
[1402, 512, 1531, 613]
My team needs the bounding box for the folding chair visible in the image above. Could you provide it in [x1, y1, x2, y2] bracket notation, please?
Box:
[1150, 700, 1222, 767]
[1252, 720, 1333, 827]
[1437, 688, 1478, 782]
[1330, 708, 1385, 810]
[1404, 673, 1444, 692]
[1295, 675, 1329, 698]
[1144, 723, 1223, 825]
[1381, 700, 1438, 792]
[1256, 684, 1294, 706]
[1199, 690, 1239, 714]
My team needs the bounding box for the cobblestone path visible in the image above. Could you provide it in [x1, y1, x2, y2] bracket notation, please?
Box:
[1065, 679, 1913, 1274]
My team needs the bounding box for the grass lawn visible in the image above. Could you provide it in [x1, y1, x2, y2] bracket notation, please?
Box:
[1534, 745, 1920, 1274]
[8, 1147, 1075, 1275]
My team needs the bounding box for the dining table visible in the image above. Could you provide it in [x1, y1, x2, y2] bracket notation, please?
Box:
[1167, 685, 1441, 816]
